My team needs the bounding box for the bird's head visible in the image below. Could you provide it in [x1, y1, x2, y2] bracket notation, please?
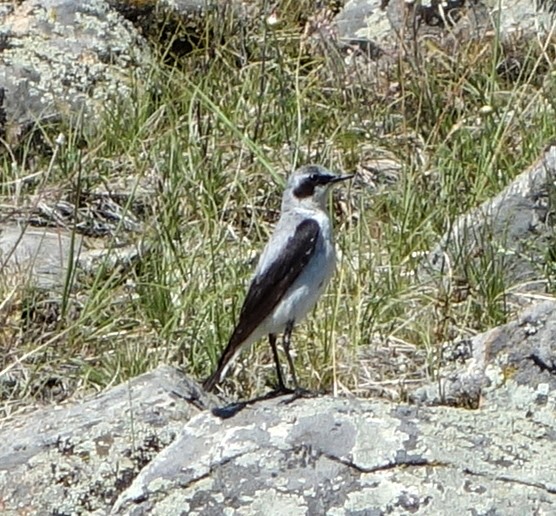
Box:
[283, 164, 354, 211]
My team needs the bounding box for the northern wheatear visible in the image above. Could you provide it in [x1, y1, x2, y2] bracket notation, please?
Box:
[203, 165, 353, 392]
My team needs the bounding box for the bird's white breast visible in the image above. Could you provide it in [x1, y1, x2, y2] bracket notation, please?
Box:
[263, 209, 336, 334]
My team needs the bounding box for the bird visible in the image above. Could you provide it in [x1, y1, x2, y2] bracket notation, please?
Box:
[203, 164, 353, 393]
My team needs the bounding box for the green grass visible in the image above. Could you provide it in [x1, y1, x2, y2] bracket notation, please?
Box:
[1, 6, 556, 409]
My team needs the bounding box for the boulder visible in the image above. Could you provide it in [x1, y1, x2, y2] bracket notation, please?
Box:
[411, 299, 556, 409]
[0, 365, 212, 515]
[333, 0, 556, 57]
[113, 393, 556, 514]
[425, 143, 556, 294]
[1, 363, 554, 513]
[0, 0, 149, 145]
[0, 224, 83, 289]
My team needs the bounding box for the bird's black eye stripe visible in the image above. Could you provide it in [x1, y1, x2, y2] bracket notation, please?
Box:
[293, 171, 334, 198]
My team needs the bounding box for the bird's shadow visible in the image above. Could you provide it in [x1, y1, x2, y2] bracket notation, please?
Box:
[211, 387, 320, 419]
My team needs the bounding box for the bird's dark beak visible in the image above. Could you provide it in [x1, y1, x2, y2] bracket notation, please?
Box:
[331, 173, 355, 183]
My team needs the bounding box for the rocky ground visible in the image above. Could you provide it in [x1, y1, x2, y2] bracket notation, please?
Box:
[1, 0, 556, 514]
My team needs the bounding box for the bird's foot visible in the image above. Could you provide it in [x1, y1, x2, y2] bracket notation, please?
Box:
[269, 384, 295, 397]
[280, 386, 318, 405]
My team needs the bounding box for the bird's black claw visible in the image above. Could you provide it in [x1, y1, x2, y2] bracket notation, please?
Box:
[270, 384, 295, 396]
[281, 387, 318, 405]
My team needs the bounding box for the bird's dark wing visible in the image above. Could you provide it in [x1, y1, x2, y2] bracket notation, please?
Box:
[203, 218, 320, 391]
[236, 218, 320, 341]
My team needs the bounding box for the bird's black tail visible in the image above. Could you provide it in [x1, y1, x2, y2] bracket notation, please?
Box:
[203, 365, 224, 392]
[202, 329, 246, 392]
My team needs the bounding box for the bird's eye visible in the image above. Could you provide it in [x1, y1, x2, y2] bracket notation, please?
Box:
[310, 173, 319, 182]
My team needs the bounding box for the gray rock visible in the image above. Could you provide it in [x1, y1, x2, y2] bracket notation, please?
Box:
[411, 299, 556, 409]
[0, 365, 212, 515]
[334, 0, 395, 58]
[333, 0, 556, 56]
[485, 0, 556, 35]
[424, 143, 556, 293]
[0, 0, 149, 144]
[1, 364, 554, 514]
[113, 394, 556, 515]
[0, 224, 83, 289]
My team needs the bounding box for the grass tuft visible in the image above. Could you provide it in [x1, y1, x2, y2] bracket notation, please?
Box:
[1, 6, 556, 408]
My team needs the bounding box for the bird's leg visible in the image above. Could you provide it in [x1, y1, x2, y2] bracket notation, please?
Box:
[269, 333, 290, 393]
[282, 320, 299, 390]
[280, 320, 318, 404]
